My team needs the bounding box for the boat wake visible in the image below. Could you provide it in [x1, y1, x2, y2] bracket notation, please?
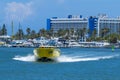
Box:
[13, 54, 119, 63]
[56, 54, 119, 62]
[13, 54, 36, 62]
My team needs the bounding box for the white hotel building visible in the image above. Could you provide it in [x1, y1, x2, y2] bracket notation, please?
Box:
[98, 16, 120, 37]
[47, 15, 88, 32]
[47, 15, 120, 37]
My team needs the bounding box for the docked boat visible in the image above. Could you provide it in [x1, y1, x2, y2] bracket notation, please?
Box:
[33, 46, 60, 62]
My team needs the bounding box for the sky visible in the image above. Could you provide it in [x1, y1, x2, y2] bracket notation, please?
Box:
[0, 0, 120, 35]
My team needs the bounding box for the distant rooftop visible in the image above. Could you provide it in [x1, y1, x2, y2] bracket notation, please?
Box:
[0, 35, 11, 38]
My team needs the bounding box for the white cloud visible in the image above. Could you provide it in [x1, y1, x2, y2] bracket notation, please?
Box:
[5, 2, 33, 22]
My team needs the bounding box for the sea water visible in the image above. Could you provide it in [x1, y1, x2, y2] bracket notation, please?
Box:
[0, 47, 120, 80]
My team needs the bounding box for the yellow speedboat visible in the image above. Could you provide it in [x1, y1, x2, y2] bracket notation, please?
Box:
[33, 46, 60, 62]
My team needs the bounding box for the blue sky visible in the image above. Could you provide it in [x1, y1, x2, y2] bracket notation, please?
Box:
[0, 0, 120, 35]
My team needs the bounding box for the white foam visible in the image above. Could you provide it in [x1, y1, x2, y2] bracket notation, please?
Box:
[13, 54, 119, 63]
[13, 54, 35, 62]
[56, 54, 119, 63]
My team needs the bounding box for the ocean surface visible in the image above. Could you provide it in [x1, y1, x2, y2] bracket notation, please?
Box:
[0, 47, 120, 80]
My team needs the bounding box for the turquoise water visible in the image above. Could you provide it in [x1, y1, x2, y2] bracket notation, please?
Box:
[0, 47, 120, 80]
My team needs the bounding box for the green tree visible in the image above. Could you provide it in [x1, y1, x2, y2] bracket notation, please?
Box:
[79, 28, 84, 39]
[40, 28, 47, 37]
[15, 29, 24, 40]
[109, 33, 118, 43]
[1, 24, 7, 35]
[83, 27, 87, 41]
[64, 28, 70, 39]
[30, 30, 37, 39]
[57, 29, 65, 37]
[70, 28, 74, 37]
[101, 28, 109, 38]
[26, 28, 31, 35]
[92, 29, 97, 40]
[47, 28, 54, 38]
[50, 28, 54, 37]
[26, 27, 31, 39]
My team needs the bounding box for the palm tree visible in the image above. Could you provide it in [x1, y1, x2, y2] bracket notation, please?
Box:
[57, 29, 65, 37]
[109, 33, 118, 43]
[83, 27, 87, 41]
[101, 28, 109, 38]
[1, 24, 7, 35]
[92, 29, 97, 40]
[40, 28, 47, 37]
[15, 29, 24, 40]
[26, 27, 31, 39]
[80, 28, 84, 40]
[47, 28, 54, 38]
[64, 28, 70, 39]
[26, 28, 31, 35]
[70, 28, 74, 37]
[30, 30, 37, 39]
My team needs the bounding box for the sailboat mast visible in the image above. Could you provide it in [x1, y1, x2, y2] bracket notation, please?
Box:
[11, 21, 14, 37]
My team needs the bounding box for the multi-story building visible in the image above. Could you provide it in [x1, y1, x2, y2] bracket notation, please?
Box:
[47, 14, 120, 38]
[47, 15, 88, 32]
[97, 16, 120, 37]
[88, 16, 98, 37]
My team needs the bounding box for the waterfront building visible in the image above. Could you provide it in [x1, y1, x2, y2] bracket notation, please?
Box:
[89, 14, 120, 37]
[47, 15, 88, 32]
[97, 15, 120, 37]
[0, 35, 11, 43]
[47, 14, 120, 38]
[88, 16, 98, 37]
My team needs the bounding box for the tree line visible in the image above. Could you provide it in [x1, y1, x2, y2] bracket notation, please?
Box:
[1, 24, 120, 43]
[0, 24, 7, 35]
[14, 27, 120, 43]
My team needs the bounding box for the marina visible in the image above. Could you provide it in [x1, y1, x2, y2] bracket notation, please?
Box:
[0, 35, 120, 48]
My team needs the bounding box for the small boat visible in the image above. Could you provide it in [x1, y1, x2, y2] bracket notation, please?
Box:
[33, 46, 60, 62]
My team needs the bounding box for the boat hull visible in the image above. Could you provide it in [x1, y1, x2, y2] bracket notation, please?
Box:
[33, 47, 60, 62]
